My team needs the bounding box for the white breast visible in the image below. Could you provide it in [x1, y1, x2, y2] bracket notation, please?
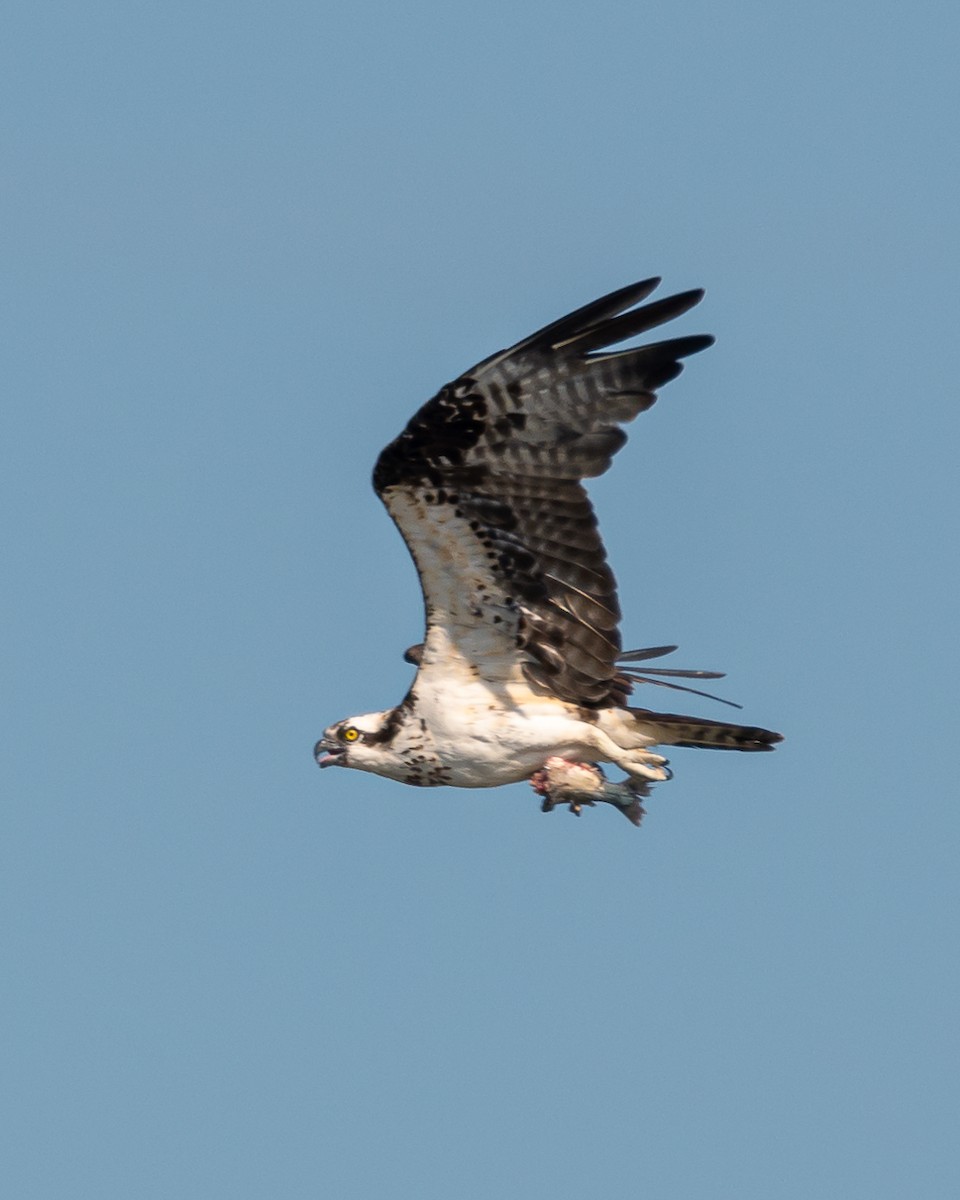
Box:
[406, 668, 608, 788]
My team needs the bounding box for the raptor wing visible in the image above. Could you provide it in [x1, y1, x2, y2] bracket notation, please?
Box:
[373, 279, 713, 707]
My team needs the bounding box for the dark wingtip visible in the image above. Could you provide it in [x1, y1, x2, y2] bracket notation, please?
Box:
[617, 645, 679, 663]
[673, 333, 715, 356]
[632, 274, 662, 295]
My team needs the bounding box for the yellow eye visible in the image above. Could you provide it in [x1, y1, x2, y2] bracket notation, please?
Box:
[341, 726, 360, 742]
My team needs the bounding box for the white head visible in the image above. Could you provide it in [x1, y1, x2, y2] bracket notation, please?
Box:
[314, 709, 401, 777]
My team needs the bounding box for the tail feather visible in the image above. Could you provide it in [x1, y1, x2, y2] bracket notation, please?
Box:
[633, 708, 783, 752]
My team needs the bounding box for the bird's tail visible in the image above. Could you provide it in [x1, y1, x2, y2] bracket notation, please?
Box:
[631, 708, 783, 752]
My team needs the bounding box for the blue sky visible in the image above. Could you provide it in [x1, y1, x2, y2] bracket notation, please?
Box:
[3, 2, 959, 1196]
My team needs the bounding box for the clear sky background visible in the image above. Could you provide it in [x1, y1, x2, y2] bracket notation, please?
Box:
[3, 2, 958, 1197]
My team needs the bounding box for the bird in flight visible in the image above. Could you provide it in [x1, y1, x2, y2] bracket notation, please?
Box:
[315, 278, 781, 824]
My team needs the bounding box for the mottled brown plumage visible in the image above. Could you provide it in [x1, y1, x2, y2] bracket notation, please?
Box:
[373, 278, 714, 706]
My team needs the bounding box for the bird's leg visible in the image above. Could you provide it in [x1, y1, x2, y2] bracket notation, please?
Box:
[530, 756, 649, 826]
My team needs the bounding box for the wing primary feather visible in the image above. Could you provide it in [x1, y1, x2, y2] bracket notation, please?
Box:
[617, 645, 679, 662]
[591, 334, 716, 364]
[521, 278, 663, 352]
[619, 671, 743, 709]
[555, 290, 707, 354]
[629, 667, 726, 680]
[471, 278, 666, 375]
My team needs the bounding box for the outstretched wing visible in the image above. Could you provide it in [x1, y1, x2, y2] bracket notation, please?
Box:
[373, 278, 713, 707]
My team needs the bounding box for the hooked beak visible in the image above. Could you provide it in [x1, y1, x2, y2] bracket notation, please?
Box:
[314, 737, 346, 768]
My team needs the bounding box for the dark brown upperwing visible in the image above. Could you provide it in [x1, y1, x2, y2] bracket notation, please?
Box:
[374, 279, 713, 707]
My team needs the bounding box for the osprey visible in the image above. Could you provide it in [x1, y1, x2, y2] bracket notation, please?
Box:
[315, 278, 781, 824]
